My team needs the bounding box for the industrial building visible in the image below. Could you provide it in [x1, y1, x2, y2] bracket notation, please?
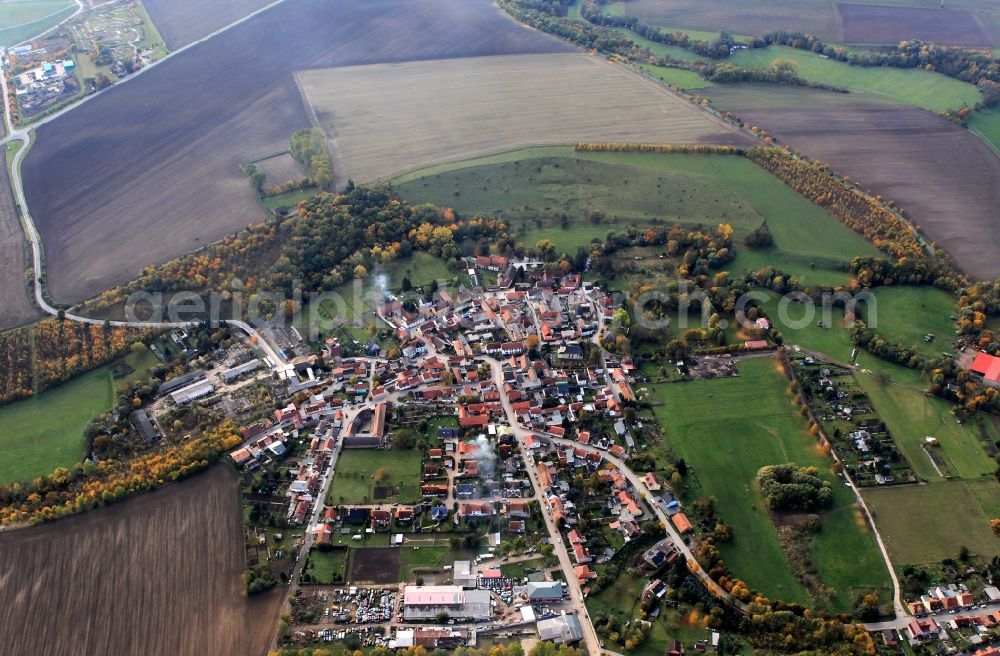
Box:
[402, 585, 492, 622]
[452, 560, 477, 588]
[220, 359, 261, 383]
[537, 612, 584, 644]
[157, 369, 206, 396]
[170, 379, 214, 405]
[525, 581, 563, 602]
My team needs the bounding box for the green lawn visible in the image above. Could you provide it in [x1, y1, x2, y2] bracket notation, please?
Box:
[863, 480, 1000, 566]
[399, 546, 452, 582]
[392, 147, 880, 282]
[0, 0, 75, 47]
[383, 251, 453, 289]
[304, 547, 349, 584]
[652, 356, 890, 610]
[855, 372, 995, 481]
[0, 366, 112, 484]
[728, 46, 980, 112]
[326, 448, 422, 505]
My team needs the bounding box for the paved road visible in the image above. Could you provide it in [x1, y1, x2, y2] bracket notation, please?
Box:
[0, 0, 294, 367]
[480, 355, 605, 656]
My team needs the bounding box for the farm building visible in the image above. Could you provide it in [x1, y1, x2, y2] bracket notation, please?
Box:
[402, 585, 492, 622]
[129, 409, 159, 444]
[220, 359, 261, 383]
[170, 380, 214, 405]
[157, 369, 206, 396]
[536, 612, 584, 644]
[969, 351, 1000, 388]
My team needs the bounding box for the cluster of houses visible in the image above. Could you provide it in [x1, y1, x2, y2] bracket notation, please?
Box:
[893, 586, 1000, 648]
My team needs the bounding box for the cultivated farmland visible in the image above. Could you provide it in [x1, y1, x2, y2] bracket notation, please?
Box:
[140, 0, 275, 48]
[296, 53, 749, 187]
[0, 155, 39, 330]
[22, 0, 570, 302]
[603, 0, 840, 42]
[0, 465, 281, 656]
[837, 3, 991, 46]
[703, 85, 1000, 280]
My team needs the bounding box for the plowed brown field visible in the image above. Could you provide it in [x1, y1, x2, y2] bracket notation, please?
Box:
[22, 0, 569, 302]
[705, 85, 1000, 280]
[0, 466, 279, 656]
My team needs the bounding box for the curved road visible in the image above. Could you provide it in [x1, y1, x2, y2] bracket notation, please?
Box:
[0, 0, 294, 367]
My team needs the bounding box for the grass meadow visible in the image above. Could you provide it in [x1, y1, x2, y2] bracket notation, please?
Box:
[638, 63, 713, 90]
[0, 348, 158, 484]
[326, 449, 422, 505]
[393, 146, 879, 287]
[855, 373, 995, 481]
[863, 479, 1000, 565]
[651, 357, 890, 610]
[728, 46, 980, 112]
[0, 0, 75, 47]
[0, 367, 112, 484]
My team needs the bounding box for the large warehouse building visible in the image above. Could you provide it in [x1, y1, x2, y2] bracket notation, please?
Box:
[402, 585, 492, 622]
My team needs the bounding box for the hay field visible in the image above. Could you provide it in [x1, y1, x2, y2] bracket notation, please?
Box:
[23, 0, 570, 302]
[296, 53, 750, 186]
[0, 466, 280, 656]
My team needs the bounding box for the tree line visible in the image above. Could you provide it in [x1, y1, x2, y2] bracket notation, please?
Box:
[0, 421, 241, 526]
[0, 318, 151, 404]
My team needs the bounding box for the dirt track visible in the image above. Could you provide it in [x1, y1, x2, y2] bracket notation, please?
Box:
[22, 0, 570, 303]
[0, 160, 40, 330]
[0, 466, 280, 656]
[706, 85, 1000, 280]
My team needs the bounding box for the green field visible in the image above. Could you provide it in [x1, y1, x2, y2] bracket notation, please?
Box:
[860, 286, 959, 359]
[652, 356, 890, 610]
[261, 187, 319, 212]
[863, 480, 1000, 565]
[0, 348, 159, 484]
[326, 449, 422, 505]
[968, 108, 1000, 155]
[728, 46, 980, 112]
[610, 26, 707, 62]
[638, 63, 713, 90]
[0, 0, 75, 47]
[0, 366, 111, 484]
[855, 372, 995, 481]
[392, 147, 879, 285]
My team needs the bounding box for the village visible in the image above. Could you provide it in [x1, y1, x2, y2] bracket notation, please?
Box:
[123, 255, 1000, 656]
